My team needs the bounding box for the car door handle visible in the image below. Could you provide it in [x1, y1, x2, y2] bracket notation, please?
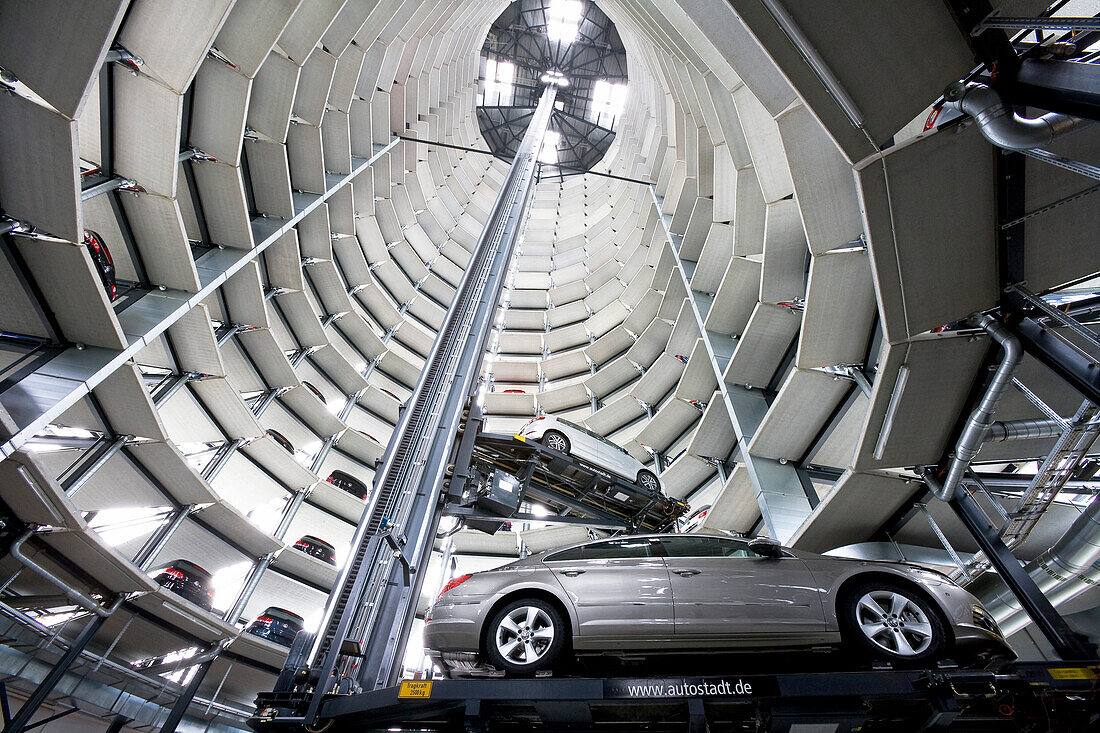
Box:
[560, 569, 586, 577]
[672, 569, 701, 577]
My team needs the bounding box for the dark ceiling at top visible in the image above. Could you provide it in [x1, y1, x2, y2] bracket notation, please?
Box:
[477, 0, 628, 175]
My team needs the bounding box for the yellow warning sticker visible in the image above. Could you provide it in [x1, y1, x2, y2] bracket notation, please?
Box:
[398, 681, 433, 699]
[514, 434, 526, 442]
[1048, 667, 1097, 680]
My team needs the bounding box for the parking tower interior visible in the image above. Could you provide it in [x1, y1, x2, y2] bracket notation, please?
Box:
[0, 1, 1099, 731]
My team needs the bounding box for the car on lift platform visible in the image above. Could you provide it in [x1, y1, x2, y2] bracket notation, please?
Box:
[518, 416, 661, 494]
[424, 533, 1013, 676]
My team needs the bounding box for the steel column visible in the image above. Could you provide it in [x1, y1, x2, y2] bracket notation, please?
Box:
[158, 656, 217, 733]
[288, 86, 560, 724]
[948, 488, 1094, 660]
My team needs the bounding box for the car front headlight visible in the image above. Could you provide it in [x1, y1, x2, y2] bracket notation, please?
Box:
[971, 604, 1002, 635]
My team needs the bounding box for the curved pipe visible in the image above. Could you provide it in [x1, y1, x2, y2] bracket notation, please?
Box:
[933, 314, 1022, 501]
[945, 82, 1090, 151]
[976, 493, 1100, 636]
[9, 530, 120, 617]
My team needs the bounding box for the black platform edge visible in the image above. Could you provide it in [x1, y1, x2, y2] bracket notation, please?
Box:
[250, 661, 1099, 732]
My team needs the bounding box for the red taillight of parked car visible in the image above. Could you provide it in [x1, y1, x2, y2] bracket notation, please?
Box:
[438, 574, 472, 597]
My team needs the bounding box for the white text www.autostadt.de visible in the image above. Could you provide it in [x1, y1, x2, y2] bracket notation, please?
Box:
[624, 679, 754, 698]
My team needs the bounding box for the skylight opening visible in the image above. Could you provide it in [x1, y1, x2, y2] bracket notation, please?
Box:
[546, 0, 582, 44]
[538, 130, 561, 164]
[482, 58, 515, 106]
[589, 79, 628, 122]
[89, 506, 173, 547]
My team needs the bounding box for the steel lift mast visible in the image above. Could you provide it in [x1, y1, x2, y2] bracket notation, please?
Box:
[267, 83, 561, 725]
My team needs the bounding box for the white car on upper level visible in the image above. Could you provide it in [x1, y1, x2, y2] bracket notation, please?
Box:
[517, 416, 661, 494]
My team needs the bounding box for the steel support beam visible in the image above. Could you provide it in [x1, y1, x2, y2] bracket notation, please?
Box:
[1006, 313, 1100, 406]
[4, 609, 113, 733]
[1006, 58, 1100, 124]
[158, 656, 217, 733]
[948, 488, 1094, 660]
[0, 138, 400, 460]
[651, 194, 814, 542]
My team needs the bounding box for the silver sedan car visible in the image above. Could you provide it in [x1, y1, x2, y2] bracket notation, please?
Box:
[518, 416, 661, 494]
[425, 534, 1013, 675]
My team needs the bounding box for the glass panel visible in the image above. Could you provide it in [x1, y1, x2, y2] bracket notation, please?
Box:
[581, 538, 652, 559]
[546, 546, 583, 561]
[660, 536, 756, 558]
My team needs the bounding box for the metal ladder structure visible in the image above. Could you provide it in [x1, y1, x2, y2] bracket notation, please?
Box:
[267, 84, 561, 726]
[953, 285, 1100, 582]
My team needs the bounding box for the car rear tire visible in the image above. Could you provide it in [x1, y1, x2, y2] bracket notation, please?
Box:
[636, 469, 660, 495]
[541, 430, 570, 455]
[839, 580, 947, 665]
[484, 599, 566, 675]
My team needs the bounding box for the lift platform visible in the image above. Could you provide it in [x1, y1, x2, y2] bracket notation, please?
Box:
[447, 432, 689, 534]
[250, 661, 1098, 732]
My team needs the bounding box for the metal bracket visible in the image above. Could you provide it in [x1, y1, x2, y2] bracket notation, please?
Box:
[383, 533, 413, 586]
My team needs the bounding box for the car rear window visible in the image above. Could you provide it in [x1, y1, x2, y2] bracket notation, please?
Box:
[173, 560, 212, 578]
[265, 608, 304, 624]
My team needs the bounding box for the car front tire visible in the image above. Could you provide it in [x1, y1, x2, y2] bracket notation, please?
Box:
[839, 580, 947, 665]
[541, 430, 570, 455]
[636, 469, 660, 495]
[483, 598, 566, 675]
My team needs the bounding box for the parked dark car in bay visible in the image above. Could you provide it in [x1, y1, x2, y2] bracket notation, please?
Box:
[425, 534, 1013, 676]
[245, 607, 304, 647]
[326, 469, 368, 500]
[293, 534, 337, 565]
[150, 559, 216, 612]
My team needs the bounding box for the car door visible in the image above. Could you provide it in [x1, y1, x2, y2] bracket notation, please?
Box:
[599, 434, 639, 482]
[543, 537, 674, 641]
[658, 536, 825, 636]
[560, 421, 601, 465]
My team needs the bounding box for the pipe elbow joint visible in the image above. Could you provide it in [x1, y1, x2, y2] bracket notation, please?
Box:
[946, 82, 1090, 152]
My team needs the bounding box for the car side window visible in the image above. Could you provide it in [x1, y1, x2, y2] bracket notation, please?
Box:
[547, 539, 654, 561]
[582, 539, 654, 559]
[545, 546, 584, 561]
[660, 536, 759, 558]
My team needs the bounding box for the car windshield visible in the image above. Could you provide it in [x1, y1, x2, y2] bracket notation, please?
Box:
[560, 419, 629, 454]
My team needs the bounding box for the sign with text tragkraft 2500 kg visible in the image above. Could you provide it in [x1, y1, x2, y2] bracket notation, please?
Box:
[604, 676, 778, 699]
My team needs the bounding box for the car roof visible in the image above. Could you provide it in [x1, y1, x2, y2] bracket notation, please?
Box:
[527, 532, 767, 559]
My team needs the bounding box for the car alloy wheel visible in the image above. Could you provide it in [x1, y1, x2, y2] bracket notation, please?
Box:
[542, 430, 570, 455]
[637, 470, 660, 494]
[484, 599, 565, 674]
[842, 581, 945, 663]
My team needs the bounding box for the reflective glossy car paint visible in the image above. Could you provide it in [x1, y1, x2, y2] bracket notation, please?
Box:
[267, 429, 294, 454]
[83, 230, 117, 301]
[424, 534, 1013, 673]
[518, 416, 659, 491]
[326, 470, 368, 499]
[245, 606, 304, 647]
[151, 559, 215, 611]
[293, 535, 337, 565]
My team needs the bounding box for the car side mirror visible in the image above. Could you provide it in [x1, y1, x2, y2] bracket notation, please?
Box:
[748, 536, 783, 558]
